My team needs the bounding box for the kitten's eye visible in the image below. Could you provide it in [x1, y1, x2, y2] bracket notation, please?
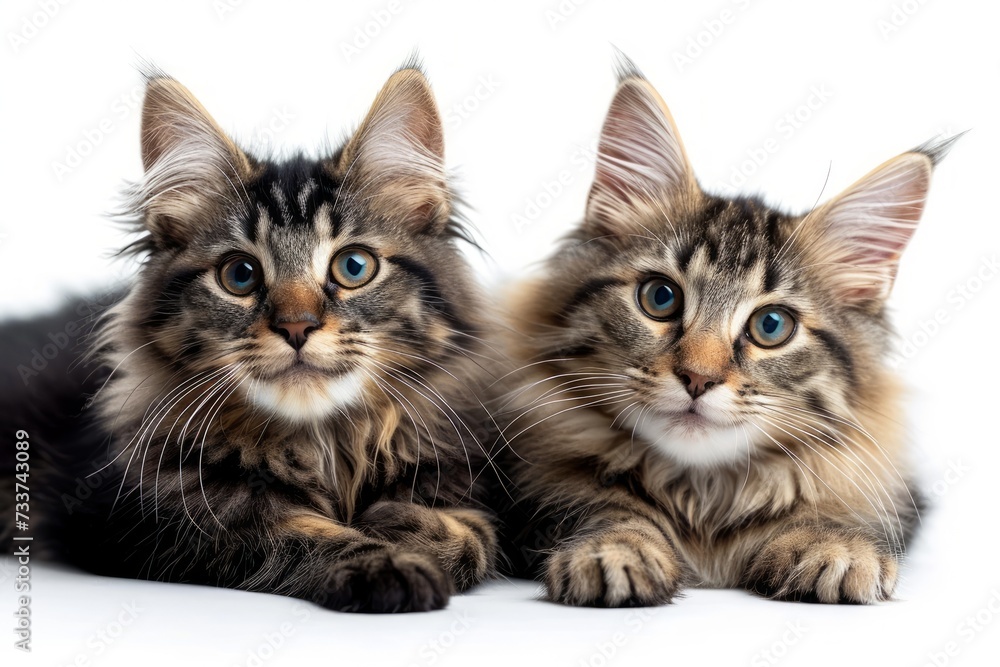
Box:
[747, 307, 796, 347]
[331, 248, 378, 289]
[218, 254, 263, 296]
[637, 277, 683, 320]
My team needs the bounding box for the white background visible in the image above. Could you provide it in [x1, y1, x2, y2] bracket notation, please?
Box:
[2, 0, 999, 665]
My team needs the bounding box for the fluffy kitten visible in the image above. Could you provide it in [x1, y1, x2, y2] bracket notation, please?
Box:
[498, 61, 954, 606]
[0, 65, 498, 612]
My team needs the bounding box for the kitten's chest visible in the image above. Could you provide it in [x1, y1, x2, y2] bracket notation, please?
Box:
[641, 460, 798, 540]
[228, 426, 358, 513]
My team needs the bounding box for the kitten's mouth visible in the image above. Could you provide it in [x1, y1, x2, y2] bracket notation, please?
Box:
[260, 360, 353, 382]
[247, 365, 366, 422]
[661, 403, 728, 430]
[626, 406, 751, 468]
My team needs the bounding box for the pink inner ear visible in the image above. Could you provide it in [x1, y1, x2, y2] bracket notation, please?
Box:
[808, 153, 932, 303]
[591, 80, 689, 205]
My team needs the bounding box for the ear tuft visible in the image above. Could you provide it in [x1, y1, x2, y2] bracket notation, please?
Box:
[611, 47, 644, 84]
[333, 67, 449, 233]
[912, 132, 966, 167]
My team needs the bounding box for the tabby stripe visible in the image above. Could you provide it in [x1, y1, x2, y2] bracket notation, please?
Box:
[812, 328, 856, 383]
[558, 277, 625, 323]
[143, 269, 205, 327]
[385, 255, 470, 333]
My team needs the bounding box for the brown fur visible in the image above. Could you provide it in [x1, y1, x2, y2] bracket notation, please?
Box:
[9, 64, 500, 614]
[495, 61, 943, 606]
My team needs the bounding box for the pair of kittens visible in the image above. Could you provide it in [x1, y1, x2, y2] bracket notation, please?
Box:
[0, 58, 950, 612]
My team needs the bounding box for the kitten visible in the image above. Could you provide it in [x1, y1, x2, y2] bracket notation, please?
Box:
[0, 65, 498, 613]
[498, 60, 954, 606]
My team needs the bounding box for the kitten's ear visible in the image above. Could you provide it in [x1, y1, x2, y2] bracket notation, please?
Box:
[585, 73, 697, 236]
[138, 76, 253, 246]
[799, 145, 946, 306]
[333, 68, 449, 233]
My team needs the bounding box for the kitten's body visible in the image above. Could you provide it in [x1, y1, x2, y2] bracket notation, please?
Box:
[497, 62, 946, 606]
[1, 66, 499, 612]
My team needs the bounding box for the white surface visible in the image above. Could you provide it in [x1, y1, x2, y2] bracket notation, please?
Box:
[2, 0, 1000, 665]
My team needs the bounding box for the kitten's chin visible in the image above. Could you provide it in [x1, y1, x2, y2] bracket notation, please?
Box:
[247, 369, 365, 423]
[627, 410, 754, 469]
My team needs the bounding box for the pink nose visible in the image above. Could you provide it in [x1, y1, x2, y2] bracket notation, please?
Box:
[676, 369, 721, 399]
[273, 319, 319, 351]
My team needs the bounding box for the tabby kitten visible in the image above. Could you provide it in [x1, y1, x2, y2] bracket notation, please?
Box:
[500, 61, 953, 606]
[0, 65, 498, 612]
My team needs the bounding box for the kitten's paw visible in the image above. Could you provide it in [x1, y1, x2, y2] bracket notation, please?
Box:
[357, 502, 499, 592]
[437, 508, 499, 591]
[546, 531, 684, 607]
[324, 550, 452, 613]
[744, 526, 899, 604]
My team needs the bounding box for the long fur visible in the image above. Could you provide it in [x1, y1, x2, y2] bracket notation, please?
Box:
[1, 65, 502, 613]
[494, 66, 952, 606]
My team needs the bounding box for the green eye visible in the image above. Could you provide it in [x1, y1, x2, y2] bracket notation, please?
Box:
[218, 254, 262, 296]
[747, 307, 796, 348]
[331, 248, 378, 289]
[637, 277, 683, 320]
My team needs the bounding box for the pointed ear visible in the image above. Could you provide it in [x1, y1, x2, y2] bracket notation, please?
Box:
[798, 150, 934, 306]
[585, 76, 698, 236]
[137, 76, 253, 246]
[333, 68, 449, 233]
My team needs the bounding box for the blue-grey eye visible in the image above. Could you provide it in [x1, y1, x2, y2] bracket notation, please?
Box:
[637, 277, 683, 320]
[218, 254, 262, 296]
[748, 307, 796, 347]
[331, 248, 377, 289]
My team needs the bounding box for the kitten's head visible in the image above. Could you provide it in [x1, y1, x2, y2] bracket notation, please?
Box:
[525, 64, 952, 468]
[117, 67, 481, 424]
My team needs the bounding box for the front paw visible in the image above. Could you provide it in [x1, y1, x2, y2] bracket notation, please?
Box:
[324, 550, 452, 613]
[357, 503, 499, 592]
[436, 509, 499, 591]
[744, 526, 899, 604]
[546, 531, 685, 607]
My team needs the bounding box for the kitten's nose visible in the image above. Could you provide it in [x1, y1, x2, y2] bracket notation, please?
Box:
[676, 369, 721, 400]
[272, 315, 320, 351]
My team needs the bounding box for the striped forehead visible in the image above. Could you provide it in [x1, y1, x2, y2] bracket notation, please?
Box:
[247, 172, 334, 232]
[237, 169, 341, 281]
[671, 197, 790, 293]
